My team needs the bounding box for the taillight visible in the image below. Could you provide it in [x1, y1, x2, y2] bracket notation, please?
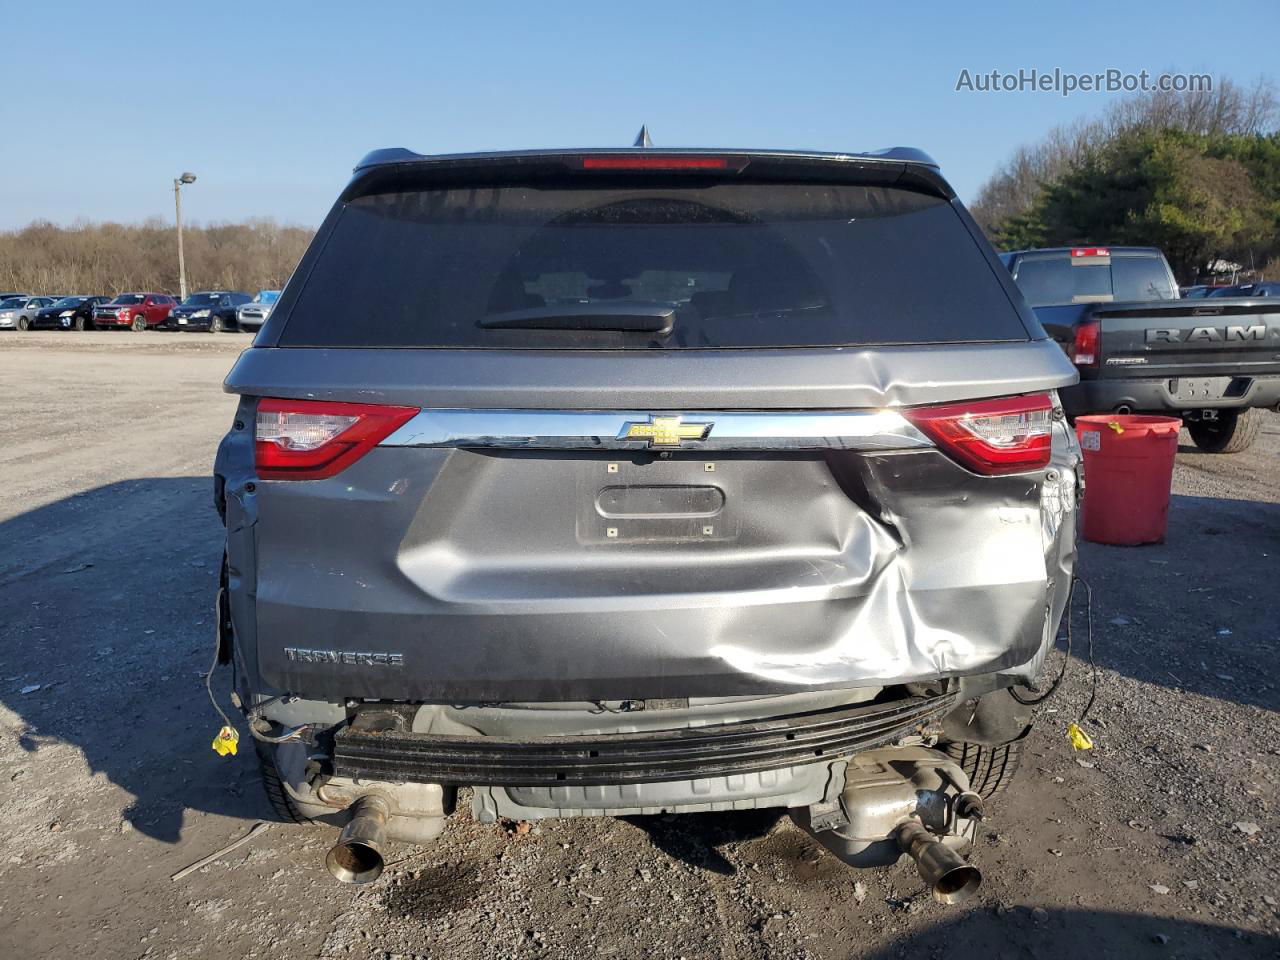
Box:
[904, 394, 1054, 475]
[254, 398, 418, 481]
[1069, 320, 1100, 366]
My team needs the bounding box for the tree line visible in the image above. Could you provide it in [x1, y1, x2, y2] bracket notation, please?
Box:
[971, 78, 1280, 282]
[0, 218, 315, 296]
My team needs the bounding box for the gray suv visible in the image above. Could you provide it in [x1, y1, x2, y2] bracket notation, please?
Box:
[214, 146, 1080, 896]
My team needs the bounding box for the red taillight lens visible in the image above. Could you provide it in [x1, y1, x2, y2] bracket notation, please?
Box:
[254, 398, 418, 481]
[904, 394, 1054, 475]
[1069, 320, 1100, 366]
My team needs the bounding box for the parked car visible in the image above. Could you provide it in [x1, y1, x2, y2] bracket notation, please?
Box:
[1205, 282, 1280, 298]
[93, 293, 177, 330]
[0, 296, 59, 330]
[0, 291, 28, 300]
[168, 290, 252, 332]
[30, 295, 111, 331]
[235, 290, 281, 332]
[1179, 284, 1223, 298]
[1001, 246, 1280, 452]
[216, 145, 1081, 894]
[0, 296, 29, 329]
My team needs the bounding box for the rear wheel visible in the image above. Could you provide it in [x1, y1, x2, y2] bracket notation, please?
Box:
[943, 738, 1023, 799]
[131, 315, 146, 332]
[1187, 408, 1263, 454]
[254, 742, 313, 824]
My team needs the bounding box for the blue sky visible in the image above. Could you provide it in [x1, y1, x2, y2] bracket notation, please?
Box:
[1, 0, 1275, 229]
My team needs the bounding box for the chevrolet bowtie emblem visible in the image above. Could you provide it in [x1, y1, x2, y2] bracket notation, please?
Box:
[619, 415, 713, 447]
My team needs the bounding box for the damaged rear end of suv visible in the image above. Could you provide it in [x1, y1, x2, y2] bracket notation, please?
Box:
[213, 146, 1080, 897]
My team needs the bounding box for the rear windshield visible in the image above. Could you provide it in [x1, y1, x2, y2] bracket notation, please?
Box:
[1011, 253, 1177, 307]
[278, 180, 1028, 348]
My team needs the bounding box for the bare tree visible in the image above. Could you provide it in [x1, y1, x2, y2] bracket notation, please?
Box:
[0, 219, 314, 296]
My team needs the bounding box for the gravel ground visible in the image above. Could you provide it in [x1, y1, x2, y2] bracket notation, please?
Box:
[0, 331, 1276, 959]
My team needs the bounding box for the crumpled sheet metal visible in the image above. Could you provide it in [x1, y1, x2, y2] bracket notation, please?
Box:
[707, 482, 1061, 687]
[706, 423, 1078, 688]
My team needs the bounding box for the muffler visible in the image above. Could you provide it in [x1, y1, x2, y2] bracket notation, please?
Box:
[896, 819, 982, 904]
[325, 794, 390, 884]
[791, 746, 985, 904]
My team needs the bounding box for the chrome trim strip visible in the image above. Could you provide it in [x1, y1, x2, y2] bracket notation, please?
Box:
[381, 409, 932, 451]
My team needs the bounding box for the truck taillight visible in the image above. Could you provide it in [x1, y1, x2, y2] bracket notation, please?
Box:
[904, 394, 1054, 475]
[1069, 320, 1100, 366]
[255, 398, 418, 481]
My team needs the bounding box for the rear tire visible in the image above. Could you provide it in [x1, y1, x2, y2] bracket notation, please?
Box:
[943, 738, 1023, 799]
[254, 742, 313, 824]
[1187, 408, 1263, 454]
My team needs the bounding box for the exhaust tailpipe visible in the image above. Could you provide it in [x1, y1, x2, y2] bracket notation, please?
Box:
[896, 819, 982, 904]
[326, 794, 390, 884]
[1114, 404, 1133, 415]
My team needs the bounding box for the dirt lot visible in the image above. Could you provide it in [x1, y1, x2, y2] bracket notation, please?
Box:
[1, 332, 1277, 960]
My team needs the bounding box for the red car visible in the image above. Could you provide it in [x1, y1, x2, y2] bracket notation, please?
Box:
[92, 293, 176, 330]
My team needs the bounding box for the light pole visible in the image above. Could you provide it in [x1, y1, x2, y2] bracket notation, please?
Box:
[173, 172, 197, 300]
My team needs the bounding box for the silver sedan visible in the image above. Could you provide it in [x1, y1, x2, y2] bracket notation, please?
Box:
[0, 296, 58, 331]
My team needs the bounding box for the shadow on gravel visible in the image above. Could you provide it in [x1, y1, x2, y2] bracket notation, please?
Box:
[862, 906, 1278, 959]
[0, 478, 271, 844]
[1076, 494, 1280, 713]
[622, 810, 785, 873]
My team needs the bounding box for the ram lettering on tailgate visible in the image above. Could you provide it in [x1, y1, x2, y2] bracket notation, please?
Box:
[1145, 325, 1270, 343]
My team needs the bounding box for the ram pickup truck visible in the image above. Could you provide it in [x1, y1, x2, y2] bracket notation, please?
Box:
[1001, 246, 1280, 452]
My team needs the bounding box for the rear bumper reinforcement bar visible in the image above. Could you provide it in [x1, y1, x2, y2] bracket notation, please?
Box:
[329, 693, 957, 787]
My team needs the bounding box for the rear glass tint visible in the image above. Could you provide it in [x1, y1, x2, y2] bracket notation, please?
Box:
[279, 180, 1028, 348]
[1012, 253, 1176, 306]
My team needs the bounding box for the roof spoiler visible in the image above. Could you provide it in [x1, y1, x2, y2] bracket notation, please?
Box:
[344, 147, 953, 201]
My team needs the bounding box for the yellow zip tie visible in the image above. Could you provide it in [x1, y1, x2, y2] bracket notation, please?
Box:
[212, 725, 240, 757]
[1066, 722, 1093, 751]
[1107, 421, 1125, 435]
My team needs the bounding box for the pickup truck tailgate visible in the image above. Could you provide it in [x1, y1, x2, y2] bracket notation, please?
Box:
[1091, 298, 1280, 377]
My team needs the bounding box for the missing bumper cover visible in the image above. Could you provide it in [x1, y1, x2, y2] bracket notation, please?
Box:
[327, 692, 957, 787]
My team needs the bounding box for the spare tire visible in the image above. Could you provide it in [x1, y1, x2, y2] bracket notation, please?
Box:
[1187, 408, 1263, 454]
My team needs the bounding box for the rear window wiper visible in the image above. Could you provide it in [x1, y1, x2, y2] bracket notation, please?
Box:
[479, 303, 675, 335]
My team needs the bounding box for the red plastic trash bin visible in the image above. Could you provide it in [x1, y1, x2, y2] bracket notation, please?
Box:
[1074, 414, 1181, 545]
